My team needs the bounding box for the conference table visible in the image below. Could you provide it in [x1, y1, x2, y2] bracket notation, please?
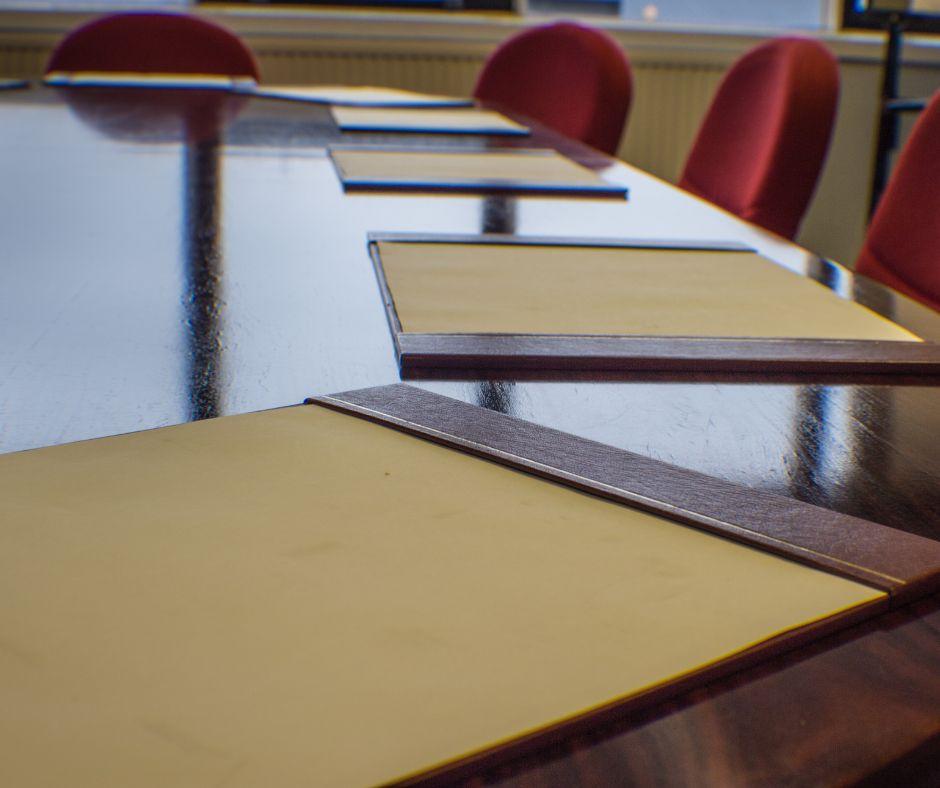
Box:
[2, 84, 940, 785]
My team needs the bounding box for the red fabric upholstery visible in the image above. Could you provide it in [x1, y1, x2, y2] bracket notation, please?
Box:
[679, 38, 838, 240]
[46, 12, 260, 80]
[856, 92, 940, 312]
[473, 22, 632, 156]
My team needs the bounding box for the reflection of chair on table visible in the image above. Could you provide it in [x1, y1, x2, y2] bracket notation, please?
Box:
[856, 91, 940, 313]
[473, 21, 632, 156]
[46, 11, 260, 80]
[46, 12, 259, 144]
[679, 37, 839, 240]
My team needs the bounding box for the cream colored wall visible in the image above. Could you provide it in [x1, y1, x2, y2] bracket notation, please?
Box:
[2, 9, 938, 266]
[798, 58, 940, 266]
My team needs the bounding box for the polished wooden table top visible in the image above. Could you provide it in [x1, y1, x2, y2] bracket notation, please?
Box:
[3, 85, 940, 785]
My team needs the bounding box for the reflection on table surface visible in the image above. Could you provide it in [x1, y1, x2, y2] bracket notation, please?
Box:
[3, 88, 938, 528]
[2, 85, 939, 786]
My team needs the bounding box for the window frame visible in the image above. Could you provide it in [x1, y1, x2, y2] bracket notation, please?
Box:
[842, 0, 940, 33]
[205, 0, 514, 10]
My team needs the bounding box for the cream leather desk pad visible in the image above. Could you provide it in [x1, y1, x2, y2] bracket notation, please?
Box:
[247, 85, 470, 107]
[332, 106, 527, 133]
[332, 149, 609, 189]
[44, 71, 252, 91]
[0, 406, 882, 787]
[378, 242, 919, 340]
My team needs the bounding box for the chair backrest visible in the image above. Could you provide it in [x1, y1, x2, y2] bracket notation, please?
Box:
[473, 21, 632, 156]
[856, 91, 940, 312]
[679, 37, 839, 240]
[46, 12, 260, 80]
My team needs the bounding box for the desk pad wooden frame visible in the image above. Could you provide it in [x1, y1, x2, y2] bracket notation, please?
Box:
[368, 234, 940, 376]
[234, 83, 474, 108]
[43, 71, 254, 92]
[311, 384, 940, 783]
[331, 106, 529, 135]
[330, 148, 629, 197]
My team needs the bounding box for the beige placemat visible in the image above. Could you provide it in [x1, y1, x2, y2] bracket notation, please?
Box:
[0, 406, 882, 787]
[378, 242, 920, 341]
[332, 148, 610, 188]
[332, 106, 528, 133]
[44, 71, 252, 90]
[252, 84, 470, 106]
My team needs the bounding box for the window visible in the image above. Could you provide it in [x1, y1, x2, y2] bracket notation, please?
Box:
[842, 0, 940, 33]
[221, 0, 512, 9]
[617, 0, 828, 29]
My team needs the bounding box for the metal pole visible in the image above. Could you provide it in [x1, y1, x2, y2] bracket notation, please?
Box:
[869, 13, 904, 216]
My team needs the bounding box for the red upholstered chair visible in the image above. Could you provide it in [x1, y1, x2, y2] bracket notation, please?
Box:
[856, 91, 940, 312]
[679, 38, 839, 240]
[473, 22, 632, 156]
[46, 12, 260, 80]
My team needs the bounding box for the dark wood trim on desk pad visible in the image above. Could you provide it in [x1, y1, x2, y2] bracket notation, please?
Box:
[329, 147, 629, 197]
[333, 120, 530, 136]
[233, 85, 475, 109]
[311, 384, 940, 601]
[309, 384, 940, 785]
[397, 334, 940, 375]
[367, 235, 940, 376]
[369, 232, 753, 252]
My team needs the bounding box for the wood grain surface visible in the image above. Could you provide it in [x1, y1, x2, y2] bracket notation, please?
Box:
[367, 232, 755, 252]
[397, 333, 940, 375]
